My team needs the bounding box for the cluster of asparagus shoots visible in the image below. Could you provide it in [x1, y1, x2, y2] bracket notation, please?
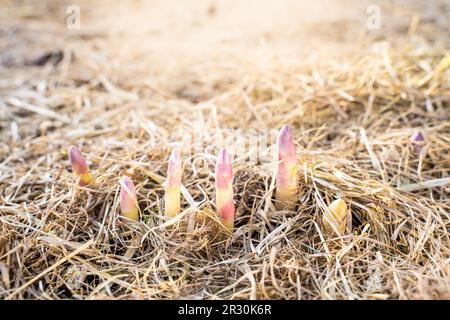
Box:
[68, 128, 425, 236]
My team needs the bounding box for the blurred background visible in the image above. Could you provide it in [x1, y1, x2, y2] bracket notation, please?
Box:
[1, 0, 449, 72]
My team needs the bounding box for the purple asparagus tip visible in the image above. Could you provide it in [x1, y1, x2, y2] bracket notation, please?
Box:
[410, 132, 424, 142]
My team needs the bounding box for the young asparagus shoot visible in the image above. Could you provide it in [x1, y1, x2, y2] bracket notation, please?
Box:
[68, 146, 94, 186]
[165, 150, 182, 218]
[322, 198, 348, 236]
[275, 125, 299, 209]
[215, 148, 235, 231]
[120, 176, 139, 221]
[409, 131, 425, 154]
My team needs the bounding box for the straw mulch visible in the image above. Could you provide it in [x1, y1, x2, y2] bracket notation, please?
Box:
[0, 0, 449, 299]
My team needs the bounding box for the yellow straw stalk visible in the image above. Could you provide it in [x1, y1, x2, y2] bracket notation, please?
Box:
[164, 150, 182, 218]
[322, 198, 348, 235]
[275, 125, 298, 209]
[215, 149, 235, 231]
[68, 146, 94, 186]
[120, 176, 139, 221]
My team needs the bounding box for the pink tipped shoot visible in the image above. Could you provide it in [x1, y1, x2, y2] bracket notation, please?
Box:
[120, 176, 139, 221]
[215, 148, 235, 231]
[409, 131, 425, 154]
[167, 150, 182, 187]
[165, 150, 182, 218]
[68, 146, 93, 186]
[275, 125, 299, 209]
